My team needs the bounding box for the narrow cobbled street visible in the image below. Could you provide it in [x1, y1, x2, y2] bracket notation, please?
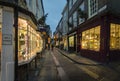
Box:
[28, 48, 120, 81]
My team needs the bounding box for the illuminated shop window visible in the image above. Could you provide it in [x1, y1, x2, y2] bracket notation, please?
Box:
[82, 26, 100, 51]
[69, 36, 74, 47]
[110, 23, 120, 50]
[64, 38, 67, 47]
[0, 23, 2, 70]
[0, 24, 2, 53]
[28, 25, 31, 56]
[18, 18, 40, 63]
[18, 18, 28, 61]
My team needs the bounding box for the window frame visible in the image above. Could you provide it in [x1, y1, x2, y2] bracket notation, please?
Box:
[81, 26, 100, 51]
[88, 0, 98, 18]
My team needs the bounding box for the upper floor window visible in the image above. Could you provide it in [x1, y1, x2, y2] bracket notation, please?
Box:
[88, 0, 98, 18]
[69, 0, 73, 11]
[63, 11, 67, 21]
[68, 17, 73, 31]
[78, 2, 85, 24]
[73, 11, 77, 27]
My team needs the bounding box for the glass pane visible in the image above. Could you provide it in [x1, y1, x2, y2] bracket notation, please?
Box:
[116, 25, 119, 49]
[82, 32, 87, 49]
[94, 26, 100, 51]
[86, 30, 90, 49]
[110, 24, 117, 49]
[81, 26, 100, 51]
[89, 28, 94, 50]
[18, 18, 28, 62]
[110, 23, 120, 50]
[18, 29, 27, 61]
[18, 18, 27, 30]
[119, 26, 120, 49]
[69, 36, 74, 47]
[27, 25, 31, 57]
[0, 24, 2, 71]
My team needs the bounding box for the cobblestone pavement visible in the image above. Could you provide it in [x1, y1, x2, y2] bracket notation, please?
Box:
[28, 50, 59, 81]
[28, 48, 120, 81]
[53, 49, 97, 81]
[57, 48, 120, 81]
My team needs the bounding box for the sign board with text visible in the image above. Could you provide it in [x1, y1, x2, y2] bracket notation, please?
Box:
[2, 34, 12, 45]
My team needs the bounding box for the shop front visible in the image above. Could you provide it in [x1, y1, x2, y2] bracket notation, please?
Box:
[68, 32, 77, 53]
[17, 13, 43, 81]
[1, 5, 43, 81]
[63, 35, 68, 51]
[109, 23, 120, 61]
[80, 25, 101, 61]
[18, 17, 42, 65]
[78, 15, 120, 62]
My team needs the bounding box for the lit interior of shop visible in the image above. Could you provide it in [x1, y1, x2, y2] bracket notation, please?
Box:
[18, 18, 42, 63]
[110, 23, 120, 50]
[82, 26, 100, 51]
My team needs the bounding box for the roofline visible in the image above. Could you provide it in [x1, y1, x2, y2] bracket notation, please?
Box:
[0, 1, 38, 25]
[41, 0, 45, 15]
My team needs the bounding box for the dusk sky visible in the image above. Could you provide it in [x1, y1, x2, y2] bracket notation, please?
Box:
[43, 0, 66, 34]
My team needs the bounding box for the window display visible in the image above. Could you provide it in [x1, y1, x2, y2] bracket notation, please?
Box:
[81, 26, 100, 51]
[0, 23, 2, 70]
[0, 24, 2, 53]
[64, 38, 67, 48]
[18, 18, 42, 63]
[69, 36, 74, 47]
[18, 18, 28, 61]
[110, 23, 120, 50]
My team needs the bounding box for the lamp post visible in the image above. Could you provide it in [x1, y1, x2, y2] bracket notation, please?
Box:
[14, 0, 18, 81]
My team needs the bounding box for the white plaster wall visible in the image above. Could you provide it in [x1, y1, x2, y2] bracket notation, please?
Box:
[1, 6, 14, 81]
